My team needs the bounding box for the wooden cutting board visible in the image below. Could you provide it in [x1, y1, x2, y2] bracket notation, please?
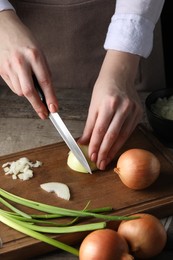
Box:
[0, 124, 173, 259]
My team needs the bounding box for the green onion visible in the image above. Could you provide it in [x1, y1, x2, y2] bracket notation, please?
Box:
[0, 197, 31, 219]
[0, 188, 139, 257]
[0, 213, 79, 256]
[0, 209, 106, 233]
[0, 188, 137, 221]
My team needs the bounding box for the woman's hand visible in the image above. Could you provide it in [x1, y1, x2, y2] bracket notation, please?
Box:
[0, 10, 58, 118]
[79, 50, 143, 170]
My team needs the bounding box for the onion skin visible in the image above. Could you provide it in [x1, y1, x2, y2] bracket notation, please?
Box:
[67, 145, 97, 173]
[114, 149, 160, 190]
[79, 229, 134, 260]
[117, 213, 167, 259]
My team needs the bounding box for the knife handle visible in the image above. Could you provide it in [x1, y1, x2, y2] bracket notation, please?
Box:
[33, 74, 48, 111]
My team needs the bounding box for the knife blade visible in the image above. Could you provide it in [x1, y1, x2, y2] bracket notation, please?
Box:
[33, 75, 92, 174]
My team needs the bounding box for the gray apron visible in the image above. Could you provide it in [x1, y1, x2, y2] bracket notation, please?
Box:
[10, 0, 115, 89]
[10, 0, 165, 91]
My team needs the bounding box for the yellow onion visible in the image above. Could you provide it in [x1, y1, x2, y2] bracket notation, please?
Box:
[67, 145, 97, 173]
[118, 213, 167, 259]
[114, 148, 160, 190]
[79, 229, 134, 260]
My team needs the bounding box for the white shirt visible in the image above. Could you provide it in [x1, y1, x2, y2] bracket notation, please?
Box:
[104, 0, 165, 58]
[1, 0, 165, 58]
[0, 0, 14, 11]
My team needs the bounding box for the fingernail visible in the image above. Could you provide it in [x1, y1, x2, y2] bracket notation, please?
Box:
[49, 103, 57, 113]
[99, 160, 106, 171]
[91, 152, 97, 162]
[38, 112, 47, 120]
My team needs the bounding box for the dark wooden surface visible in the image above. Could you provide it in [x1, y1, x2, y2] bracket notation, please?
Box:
[1, 84, 173, 259]
[0, 125, 173, 259]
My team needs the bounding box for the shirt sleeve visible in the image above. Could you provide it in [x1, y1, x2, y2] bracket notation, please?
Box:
[0, 0, 15, 12]
[104, 0, 165, 58]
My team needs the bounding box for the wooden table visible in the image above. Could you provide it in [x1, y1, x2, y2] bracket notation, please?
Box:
[0, 84, 172, 259]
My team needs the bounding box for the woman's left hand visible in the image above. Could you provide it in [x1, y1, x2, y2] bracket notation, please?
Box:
[79, 50, 142, 170]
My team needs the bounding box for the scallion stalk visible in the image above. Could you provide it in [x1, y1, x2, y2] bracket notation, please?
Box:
[0, 197, 31, 219]
[0, 210, 106, 233]
[0, 188, 138, 221]
[0, 187, 140, 257]
[0, 213, 79, 256]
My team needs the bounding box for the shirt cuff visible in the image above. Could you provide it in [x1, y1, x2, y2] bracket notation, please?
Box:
[0, 0, 15, 12]
[104, 13, 155, 58]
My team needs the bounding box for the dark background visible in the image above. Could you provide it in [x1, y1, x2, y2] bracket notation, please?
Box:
[161, 0, 172, 87]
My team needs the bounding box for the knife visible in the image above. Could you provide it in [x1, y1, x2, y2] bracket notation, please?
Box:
[33, 75, 92, 174]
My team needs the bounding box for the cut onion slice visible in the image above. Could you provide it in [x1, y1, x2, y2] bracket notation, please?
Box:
[40, 182, 71, 201]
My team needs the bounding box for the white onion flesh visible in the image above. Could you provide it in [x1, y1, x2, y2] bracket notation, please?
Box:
[2, 157, 42, 181]
[40, 182, 71, 200]
[151, 95, 173, 120]
[67, 145, 97, 173]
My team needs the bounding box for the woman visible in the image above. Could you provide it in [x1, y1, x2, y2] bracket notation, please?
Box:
[0, 0, 165, 170]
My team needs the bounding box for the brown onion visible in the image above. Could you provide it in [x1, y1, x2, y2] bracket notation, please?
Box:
[117, 213, 167, 259]
[114, 148, 160, 190]
[79, 229, 134, 260]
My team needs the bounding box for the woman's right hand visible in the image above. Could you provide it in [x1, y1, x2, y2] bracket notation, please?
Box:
[0, 10, 58, 119]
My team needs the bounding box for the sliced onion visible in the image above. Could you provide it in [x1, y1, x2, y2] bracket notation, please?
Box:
[40, 182, 71, 201]
[67, 145, 97, 173]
